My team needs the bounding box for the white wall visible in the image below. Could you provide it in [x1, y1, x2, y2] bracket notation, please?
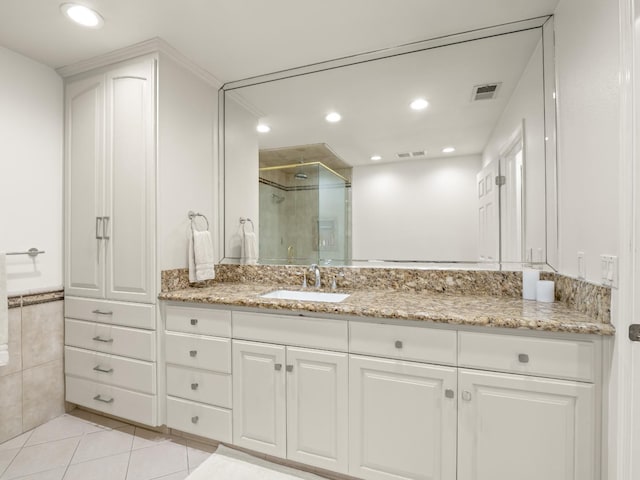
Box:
[0, 47, 63, 295]
[157, 53, 218, 271]
[482, 39, 546, 262]
[554, 0, 620, 283]
[224, 95, 259, 259]
[352, 155, 480, 261]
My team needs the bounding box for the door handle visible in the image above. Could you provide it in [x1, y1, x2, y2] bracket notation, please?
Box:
[96, 217, 103, 240]
[102, 216, 110, 239]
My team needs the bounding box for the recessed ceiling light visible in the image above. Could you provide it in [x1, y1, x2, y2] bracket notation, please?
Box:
[325, 112, 342, 123]
[410, 98, 429, 110]
[442, 147, 456, 153]
[60, 3, 104, 28]
[256, 124, 271, 133]
[370, 155, 382, 161]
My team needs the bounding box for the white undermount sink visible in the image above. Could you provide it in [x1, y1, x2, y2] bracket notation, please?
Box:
[260, 289, 350, 303]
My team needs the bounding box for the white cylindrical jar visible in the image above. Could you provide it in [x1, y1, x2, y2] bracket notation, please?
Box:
[536, 280, 555, 303]
[522, 269, 540, 300]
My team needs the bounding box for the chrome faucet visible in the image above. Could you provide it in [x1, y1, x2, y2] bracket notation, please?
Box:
[309, 264, 321, 288]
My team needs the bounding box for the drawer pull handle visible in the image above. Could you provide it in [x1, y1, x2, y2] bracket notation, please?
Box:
[92, 309, 113, 316]
[191, 416, 199, 424]
[286, 365, 294, 372]
[395, 340, 403, 349]
[190, 318, 198, 326]
[191, 383, 199, 390]
[518, 353, 530, 363]
[189, 350, 197, 357]
[461, 391, 472, 401]
[93, 365, 114, 374]
[93, 394, 114, 404]
[92, 336, 114, 343]
[445, 389, 455, 399]
[274, 363, 282, 371]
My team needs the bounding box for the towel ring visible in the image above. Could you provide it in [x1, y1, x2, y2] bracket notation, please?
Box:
[188, 211, 209, 231]
[240, 217, 255, 233]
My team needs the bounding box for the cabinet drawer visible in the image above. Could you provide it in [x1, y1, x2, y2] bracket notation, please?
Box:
[232, 311, 348, 351]
[166, 364, 232, 408]
[65, 297, 155, 330]
[350, 321, 457, 365]
[165, 304, 231, 337]
[166, 396, 232, 442]
[458, 331, 596, 382]
[65, 319, 156, 361]
[65, 346, 156, 394]
[66, 375, 158, 426]
[165, 332, 231, 373]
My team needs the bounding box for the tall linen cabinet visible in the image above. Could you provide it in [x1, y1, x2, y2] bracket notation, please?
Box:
[62, 47, 218, 426]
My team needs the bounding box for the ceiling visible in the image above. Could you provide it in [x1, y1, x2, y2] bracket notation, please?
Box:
[0, 0, 559, 83]
[228, 28, 542, 167]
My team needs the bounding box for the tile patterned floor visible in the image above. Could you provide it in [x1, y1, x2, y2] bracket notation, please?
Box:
[0, 411, 216, 480]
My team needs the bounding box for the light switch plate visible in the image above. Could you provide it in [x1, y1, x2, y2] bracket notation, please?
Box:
[577, 252, 585, 280]
[600, 254, 618, 288]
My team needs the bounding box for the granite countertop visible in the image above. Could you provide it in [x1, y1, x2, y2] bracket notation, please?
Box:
[159, 282, 615, 336]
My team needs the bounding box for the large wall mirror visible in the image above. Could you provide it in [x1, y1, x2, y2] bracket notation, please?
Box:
[220, 16, 558, 269]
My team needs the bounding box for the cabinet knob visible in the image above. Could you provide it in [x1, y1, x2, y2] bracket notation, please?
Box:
[190, 318, 198, 326]
[286, 365, 294, 372]
[191, 383, 199, 390]
[395, 340, 403, 349]
[445, 389, 455, 399]
[274, 363, 282, 371]
[189, 350, 197, 357]
[461, 391, 472, 401]
[191, 416, 199, 424]
[518, 353, 530, 363]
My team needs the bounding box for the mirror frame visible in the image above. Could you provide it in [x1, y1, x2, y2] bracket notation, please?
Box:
[217, 15, 559, 270]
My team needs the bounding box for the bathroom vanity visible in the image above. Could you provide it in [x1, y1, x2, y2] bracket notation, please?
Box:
[157, 278, 612, 480]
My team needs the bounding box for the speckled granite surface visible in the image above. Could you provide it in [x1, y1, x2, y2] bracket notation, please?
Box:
[162, 265, 612, 324]
[7, 290, 64, 309]
[159, 282, 615, 336]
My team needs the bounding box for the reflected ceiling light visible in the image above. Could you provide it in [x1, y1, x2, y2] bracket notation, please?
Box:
[442, 147, 456, 153]
[60, 3, 104, 28]
[256, 124, 271, 133]
[325, 112, 342, 123]
[410, 98, 429, 110]
[370, 155, 382, 161]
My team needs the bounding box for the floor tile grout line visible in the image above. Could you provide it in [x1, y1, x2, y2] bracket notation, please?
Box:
[0, 428, 35, 479]
[59, 432, 83, 480]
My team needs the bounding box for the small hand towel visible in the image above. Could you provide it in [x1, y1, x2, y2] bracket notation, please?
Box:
[240, 231, 258, 265]
[0, 253, 8, 366]
[189, 230, 215, 282]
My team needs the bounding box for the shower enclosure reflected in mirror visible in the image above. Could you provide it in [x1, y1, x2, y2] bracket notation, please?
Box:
[259, 147, 351, 264]
[220, 16, 558, 268]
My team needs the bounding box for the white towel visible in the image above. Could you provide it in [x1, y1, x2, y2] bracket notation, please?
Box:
[189, 230, 215, 282]
[240, 231, 258, 265]
[0, 253, 8, 366]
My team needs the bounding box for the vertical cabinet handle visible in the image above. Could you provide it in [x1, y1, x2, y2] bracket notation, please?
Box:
[103, 216, 110, 239]
[274, 363, 282, 371]
[190, 318, 198, 326]
[191, 383, 199, 390]
[96, 217, 103, 240]
[189, 350, 197, 357]
[518, 353, 530, 363]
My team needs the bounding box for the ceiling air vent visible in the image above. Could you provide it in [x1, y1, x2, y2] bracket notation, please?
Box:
[471, 83, 502, 101]
[396, 150, 426, 159]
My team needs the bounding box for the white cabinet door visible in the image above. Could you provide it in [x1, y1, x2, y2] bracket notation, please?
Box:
[232, 340, 286, 458]
[457, 369, 595, 480]
[349, 355, 457, 480]
[64, 73, 105, 299]
[286, 347, 348, 474]
[104, 59, 156, 303]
